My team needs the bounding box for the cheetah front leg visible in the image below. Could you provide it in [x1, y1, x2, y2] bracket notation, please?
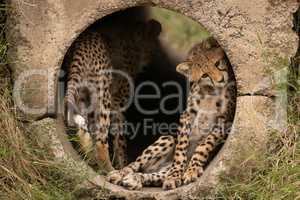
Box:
[95, 129, 114, 173]
[162, 135, 189, 190]
[183, 117, 226, 185]
[66, 94, 93, 158]
[95, 112, 114, 172]
[95, 77, 114, 172]
[110, 79, 131, 169]
[74, 114, 93, 155]
[163, 110, 195, 190]
[110, 111, 127, 169]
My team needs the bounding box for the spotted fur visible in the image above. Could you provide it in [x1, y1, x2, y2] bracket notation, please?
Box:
[65, 19, 161, 171]
[107, 38, 236, 190]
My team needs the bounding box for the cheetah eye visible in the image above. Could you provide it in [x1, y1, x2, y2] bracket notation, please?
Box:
[215, 60, 226, 70]
[202, 74, 209, 78]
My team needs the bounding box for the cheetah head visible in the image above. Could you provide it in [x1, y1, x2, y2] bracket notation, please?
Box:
[176, 38, 226, 85]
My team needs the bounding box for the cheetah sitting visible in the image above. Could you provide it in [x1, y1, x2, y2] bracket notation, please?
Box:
[65, 19, 161, 172]
[106, 38, 236, 190]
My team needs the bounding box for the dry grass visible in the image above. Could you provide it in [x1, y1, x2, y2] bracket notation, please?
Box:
[214, 118, 299, 200]
[0, 2, 82, 199]
[0, 67, 83, 200]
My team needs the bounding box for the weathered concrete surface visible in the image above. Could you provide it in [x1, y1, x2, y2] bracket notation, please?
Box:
[7, 0, 298, 119]
[32, 96, 274, 200]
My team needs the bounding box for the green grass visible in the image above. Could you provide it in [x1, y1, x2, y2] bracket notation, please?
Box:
[214, 124, 299, 200]
[151, 7, 210, 54]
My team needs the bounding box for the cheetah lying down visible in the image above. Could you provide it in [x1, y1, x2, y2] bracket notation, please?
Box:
[107, 38, 236, 190]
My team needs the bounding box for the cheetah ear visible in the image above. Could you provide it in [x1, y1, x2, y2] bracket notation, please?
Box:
[147, 19, 162, 37]
[214, 47, 225, 60]
[176, 62, 192, 78]
[206, 37, 220, 48]
[209, 47, 225, 62]
[199, 37, 220, 50]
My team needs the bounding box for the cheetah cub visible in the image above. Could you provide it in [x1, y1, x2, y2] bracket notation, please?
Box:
[107, 38, 236, 190]
[65, 20, 161, 172]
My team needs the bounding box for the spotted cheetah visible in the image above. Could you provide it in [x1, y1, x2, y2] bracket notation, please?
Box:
[65, 19, 161, 172]
[107, 38, 236, 190]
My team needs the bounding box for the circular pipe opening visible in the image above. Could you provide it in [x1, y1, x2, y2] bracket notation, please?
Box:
[57, 6, 237, 194]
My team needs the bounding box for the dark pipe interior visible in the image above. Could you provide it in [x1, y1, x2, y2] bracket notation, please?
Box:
[125, 51, 187, 161]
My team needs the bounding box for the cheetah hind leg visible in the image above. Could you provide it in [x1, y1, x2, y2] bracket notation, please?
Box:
[107, 135, 175, 186]
[121, 165, 171, 190]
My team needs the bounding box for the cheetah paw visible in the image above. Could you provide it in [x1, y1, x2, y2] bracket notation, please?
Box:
[106, 167, 133, 185]
[182, 167, 204, 185]
[73, 114, 88, 130]
[162, 176, 182, 190]
[121, 173, 143, 190]
[106, 170, 123, 185]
